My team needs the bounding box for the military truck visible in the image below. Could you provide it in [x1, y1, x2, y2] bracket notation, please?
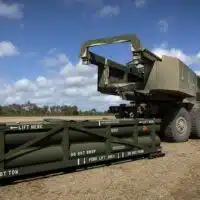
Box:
[80, 34, 200, 143]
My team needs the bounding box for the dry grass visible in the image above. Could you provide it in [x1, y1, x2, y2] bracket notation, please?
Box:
[1, 116, 200, 200]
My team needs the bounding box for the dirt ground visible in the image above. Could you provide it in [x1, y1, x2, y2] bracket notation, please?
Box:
[0, 115, 115, 123]
[1, 116, 200, 200]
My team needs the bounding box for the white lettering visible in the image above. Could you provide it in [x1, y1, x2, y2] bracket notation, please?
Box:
[86, 149, 96, 155]
[112, 145, 126, 151]
[139, 119, 154, 124]
[20, 125, 30, 130]
[99, 156, 106, 160]
[89, 157, 97, 162]
[71, 149, 96, 157]
[12, 169, 19, 175]
[31, 124, 43, 129]
[108, 155, 115, 159]
[77, 151, 84, 156]
[10, 124, 43, 131]
[111, 128, 118, 133]
[0, 169, 19, 178]
[70, 152, 76, 157]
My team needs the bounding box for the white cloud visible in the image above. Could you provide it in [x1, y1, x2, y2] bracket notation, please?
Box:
[152, 44, 200, 77]
[2, 45, 200, 111]
[195, 71, 200, 76]
[14, 79, 36, 92]
[0, 0, 23, 19]
[152, 45, 200, 66]
[99, 5, 120, 17]
[64, 0, 119, 19]
[48, 48, 57, 54]
[134, 0, 146, 8]
[42, 53, 69, 67]
[158, 19, 169, 33]
[90, 95, 122, 104]
[36, 76, 53, 88]
[0, 41, 19, 57]
[65, 0, 119, 19]
[0, 53, 127, 111]
[5, 96, 21, 104]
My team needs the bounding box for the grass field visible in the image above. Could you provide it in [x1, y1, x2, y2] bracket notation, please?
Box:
[0, 116, 200, 200]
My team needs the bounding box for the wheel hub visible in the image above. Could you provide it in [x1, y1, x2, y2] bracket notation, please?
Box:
[176, 117, 188, 134]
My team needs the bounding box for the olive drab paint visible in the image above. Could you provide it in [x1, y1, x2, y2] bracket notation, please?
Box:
[0, 119, 164, 183]
[80, 34, 199, 102]
[0, 34, 171, 185]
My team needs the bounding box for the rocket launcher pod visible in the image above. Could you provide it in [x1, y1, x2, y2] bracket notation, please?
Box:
[0, 118, 164, 183]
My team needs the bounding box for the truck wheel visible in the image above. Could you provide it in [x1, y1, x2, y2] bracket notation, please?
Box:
[190, 107, 200, 138]
[163, 107, 191, 142]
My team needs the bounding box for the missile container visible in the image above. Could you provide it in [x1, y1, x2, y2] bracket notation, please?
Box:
[0, 118, 164, 184]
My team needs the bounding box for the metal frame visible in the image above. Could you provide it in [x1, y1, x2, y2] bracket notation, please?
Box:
[80, 34, 161, 66]
[0, 119, 163, 182]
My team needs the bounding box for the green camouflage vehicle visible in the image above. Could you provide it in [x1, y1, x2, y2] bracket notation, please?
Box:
[80, 34, 200, 143]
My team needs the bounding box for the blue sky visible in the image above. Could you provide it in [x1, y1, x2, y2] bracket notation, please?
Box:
[0, 0, 200, 111]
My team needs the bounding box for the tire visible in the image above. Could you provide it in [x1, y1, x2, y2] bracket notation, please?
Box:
[190, 107, 200, 138]
[163, 107, 191, 142]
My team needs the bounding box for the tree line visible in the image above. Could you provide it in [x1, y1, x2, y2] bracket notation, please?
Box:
[0, 101, 110, 116]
